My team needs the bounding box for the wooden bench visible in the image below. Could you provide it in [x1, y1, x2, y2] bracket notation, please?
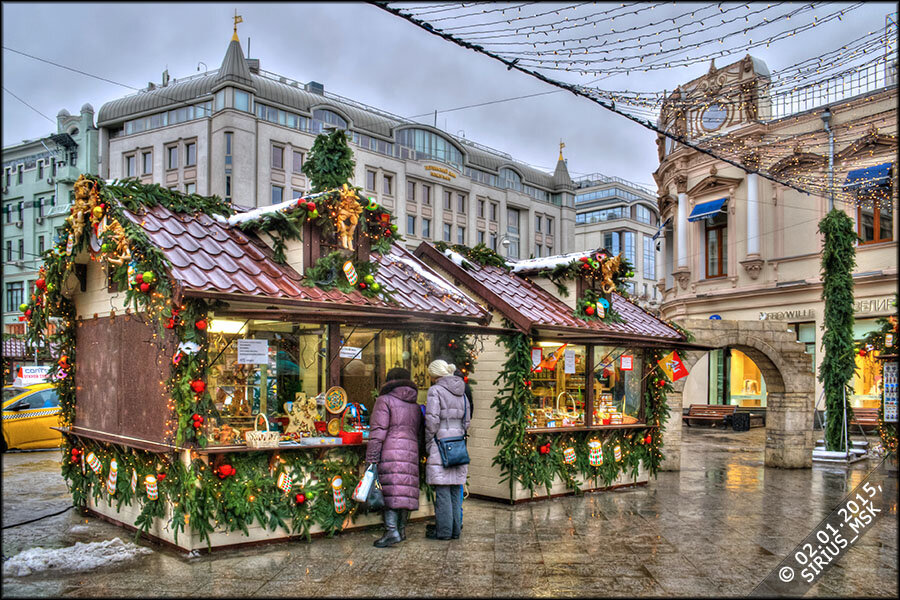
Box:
[849, 407, 879, 430]
[684, 404, 737, 428]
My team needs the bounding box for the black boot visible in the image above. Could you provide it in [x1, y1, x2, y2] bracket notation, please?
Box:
[398, 509, 409, 541]
[374, 509, 402, 548]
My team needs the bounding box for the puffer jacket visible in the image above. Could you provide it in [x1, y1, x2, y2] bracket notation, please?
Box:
[365, 379, 422, 510]
[424, 375, 471, 486]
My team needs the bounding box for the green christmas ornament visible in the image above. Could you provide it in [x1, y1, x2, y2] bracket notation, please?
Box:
[627, 271, 634, 278]
[142, 271, 156, 284]
[591, 260, 600, 269]
[46, 283, 55, 292]
[309, 209, 319, 219]
[390, 224, 398, 232]
[366, 198, 379, 211]
[101, 242, 113, 253]
[19, 303, 28, 312]
[371, 282, 381, 292]
[364, 274, 375, 284]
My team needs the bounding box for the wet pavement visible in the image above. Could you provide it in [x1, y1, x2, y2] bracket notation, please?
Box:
[2, 427, 897, 598]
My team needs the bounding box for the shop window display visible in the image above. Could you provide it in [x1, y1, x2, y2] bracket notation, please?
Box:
[728, 349, 767, 407]
[851, 318, 885, 408]
[527, 343, 586, 428]
[592, 346, 643, 424]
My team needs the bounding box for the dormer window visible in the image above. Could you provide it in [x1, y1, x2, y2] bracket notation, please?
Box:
[499, 168, 522, 191]
[312, 109, 348, 133]
[396, 128, 463, 169]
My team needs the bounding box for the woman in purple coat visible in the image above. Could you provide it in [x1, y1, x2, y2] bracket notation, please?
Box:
[365, 367, 422, 548]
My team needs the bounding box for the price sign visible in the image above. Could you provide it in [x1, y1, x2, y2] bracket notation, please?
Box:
[339, 346, 363, 360]
[563, 350, 575, 374]
[531, 348, 543, 371]
[620, 355, 634, 371]
[236, 339, 268, 364]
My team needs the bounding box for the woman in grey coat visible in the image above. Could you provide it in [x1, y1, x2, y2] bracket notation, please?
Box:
[424, 359, 471, 540]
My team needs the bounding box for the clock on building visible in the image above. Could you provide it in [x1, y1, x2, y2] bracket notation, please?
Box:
[700, 103, 727, 131]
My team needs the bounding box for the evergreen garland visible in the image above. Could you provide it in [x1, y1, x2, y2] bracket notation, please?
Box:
[304, 250, 393, 301]
[434, 241, 509, 270]
[491, 322, 670, 500]
[432, 332, 478, 385]
[818, 209, 858, 452]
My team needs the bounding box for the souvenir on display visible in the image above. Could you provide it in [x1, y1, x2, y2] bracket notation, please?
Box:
[277, 471, 293, 494]
[145, 475, 158, 500]
[327, 418, 341, 436]
[324, 386, 348, 414]
[332, 476, 347, 514]
[562, 447, 576, 464]
[107, 459, 118, 494]
[614, 445, 622, 461]
[86, 452, 102, 475]
[588, 441, 603, 466]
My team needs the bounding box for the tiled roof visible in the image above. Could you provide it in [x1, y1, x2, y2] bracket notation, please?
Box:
[415, 243, 684, 341]
[119, 205, 487, 322]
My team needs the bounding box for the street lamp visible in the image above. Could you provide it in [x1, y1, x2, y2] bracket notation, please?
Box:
[498, 234, 511, 257]
[821, 107, 834, 211]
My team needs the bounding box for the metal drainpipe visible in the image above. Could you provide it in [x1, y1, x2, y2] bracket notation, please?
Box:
[822, 107, 834, 211]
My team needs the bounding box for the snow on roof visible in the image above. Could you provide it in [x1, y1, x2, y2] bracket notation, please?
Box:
[510, 250, 595, 273]
[441, 248, 474, 270]
[390, 254, 470, 303]
[212, 190, 332, 227]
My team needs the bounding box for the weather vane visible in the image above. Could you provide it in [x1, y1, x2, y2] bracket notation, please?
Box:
[232, 10, 243, 41]
[559, 140, 566, 161]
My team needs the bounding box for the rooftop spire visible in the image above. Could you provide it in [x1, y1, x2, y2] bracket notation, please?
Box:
[558, 140, 565, 161]
[232, 10, 243, 42]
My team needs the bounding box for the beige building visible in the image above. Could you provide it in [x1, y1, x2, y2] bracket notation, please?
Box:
[653, 54, 898, 412]
[572, 173, 662, 313]
[96, 32, 576, 260]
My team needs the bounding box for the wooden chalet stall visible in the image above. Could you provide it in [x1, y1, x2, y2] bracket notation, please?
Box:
[33, 176, 493, 551]
[414, 244, 698, 503]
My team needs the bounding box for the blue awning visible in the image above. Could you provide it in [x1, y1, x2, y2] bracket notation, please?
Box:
[687, 198, 726, 222]
[844, 162, 893, 191]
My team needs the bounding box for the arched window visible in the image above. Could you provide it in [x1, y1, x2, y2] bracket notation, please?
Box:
[396, 128, 463, 169]
[311, 109, 348, 133]
[499, 168, 522, 191]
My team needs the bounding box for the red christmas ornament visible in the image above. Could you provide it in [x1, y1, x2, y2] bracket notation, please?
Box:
[190, 380, 206, 394]
[140, 282, 150, 293]
[463, 376, 469, 383]
[539, 442, 551, 455]
[656, 379, 665, 388]
[24, 309, 32, 318]
[195, 319, 207, 331]
[358, 282, 367, 289]
[580, 256, 590, 262]
[157, 473, 166, 481]
[858, 349, 867, 357]
[295, 492, 306, 504]
[135, 273, 143, 284]
[524, 379, 532, 388]
[644, 435, 652, 445]
[306, 202, 316, 212]
[585, 306, 595, 316]
[165, 318, 176, 329]
[35, 278, 46, 290]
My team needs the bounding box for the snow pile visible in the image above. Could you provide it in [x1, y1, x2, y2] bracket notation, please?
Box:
[510, 250, 594, 273]
[441, 248, 472, 270]
[3, 538, 152, 577]
[391, 256, 469, 302]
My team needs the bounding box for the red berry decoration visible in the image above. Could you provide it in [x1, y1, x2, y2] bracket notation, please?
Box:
[656, 379, 665, 388]
[135, 273, 143, 284]
[644, 435, 652, 444]
[24, 309, 32, 318]
[463, 376, 469, 383]
[195, 319, 207, 331]
[295, 492, 306, 504]
[190, 380, 206, 394]
[358, 282, 366, 289]
[140, 282, 150, 293]
[306, 202, 316, 212]
[35, 278, 46, 290]
[858, 349, 867, 357]
[539, 442, 551, 455]
[165, 318, 176, 329]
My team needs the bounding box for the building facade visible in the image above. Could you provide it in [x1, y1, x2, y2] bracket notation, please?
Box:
[2, 104, 99, 334]
[653, 54, 898, 411]
[573, 173, 662, 312]
[96, 33, 577, 260]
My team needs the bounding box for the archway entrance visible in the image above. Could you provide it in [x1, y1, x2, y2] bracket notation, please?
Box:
[660, 318, 815, 469]
[684, 348, 769, 408]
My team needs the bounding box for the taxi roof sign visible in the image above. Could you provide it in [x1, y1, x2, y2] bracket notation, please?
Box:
[13, 365, 50, 387]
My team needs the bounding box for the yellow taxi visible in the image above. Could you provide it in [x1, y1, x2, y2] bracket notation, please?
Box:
[2, 383, 64, 451]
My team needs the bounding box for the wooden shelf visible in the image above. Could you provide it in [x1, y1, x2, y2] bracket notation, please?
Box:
[525, 423, 651, 434]
[198, 441, 368, 454]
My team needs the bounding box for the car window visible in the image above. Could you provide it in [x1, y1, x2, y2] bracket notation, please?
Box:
[25, 389, 59, 409]
[3, 387, 27, 402]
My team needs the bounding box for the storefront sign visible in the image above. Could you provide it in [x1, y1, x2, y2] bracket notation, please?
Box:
[339, 346, 363, 360]
[564, 350, 576, 374]
[759, 309, 815, 321]
[13, 365, 50, 387]
[854, 297, 893, 315]
[237, 339, 269, 364]
[620, 355, 634, 371]
[425, 165, 458, 181]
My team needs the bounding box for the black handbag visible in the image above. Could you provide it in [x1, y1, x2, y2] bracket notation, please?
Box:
[434, 396, 470, 468]
[364, 467, 385, 512]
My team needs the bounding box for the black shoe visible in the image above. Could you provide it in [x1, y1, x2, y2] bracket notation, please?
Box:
[374, 510, 402, 548]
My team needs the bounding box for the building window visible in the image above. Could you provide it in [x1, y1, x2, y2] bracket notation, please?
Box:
[125, 154, 136, 177]
[624, 231, 636, 266]
[142, 151, 152, 175]
[457, 193, 467, 214]
[507, 207, 520, 259]
[422, 218, 431, 239]
[546, 217, 553, 235]
[18, 238, 24, 260]
[643, 236, 656, 280]
[185, 142, 197, 167]
[407, 181, 416, 203]
[705, 212, 728, 278]
[457, 226, 466, 244]
[292, 150, 303, 174]
[489, 232, 498, 251]
[4, 205, 10, 223]
[443, 223, 452, 242]
[547, 245, 553, 255]
[234, 90, 250, 112]
[37, 160, 44, 180]
[167, 146, 178, 170]
[37, 198, 45, 218]
[38, 236, 45, 255]
[225, 132, 233, 166]
[499, 167, 522, 191]
[635, 204, 652, 224]
[272, 144, 284, 170]
[443, 190, 452, 211]
[407, 215, 416, 236]
[383, 174, 393, 196]
[535, 244, 542, 257]
[215, 90, 226, 111]
[857, 204, 893, 244]
[490, 202, 498, 222]
[7, 281, 25, 312]
[17, 165, 23, 184]
[5, 240, 11, 260]
[535, 214, 542, 232]
[366, 170, 376, 192]
[272, 185, 284, 205]
[422, 185, 431, 206]
[476, 230, 485, 245]
[5, 167, 11, 187]
[603, 231, 621, 255]
[225, 175, 232, 204]
[395, 128, 463, 169]
[477, 199, 485, 218]
[17, 202, 23, 222]
[185, 182, 196, 195]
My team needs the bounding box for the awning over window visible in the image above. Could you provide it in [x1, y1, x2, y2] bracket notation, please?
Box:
[844, 162, 893, 191]
[687, 198, 726, 222]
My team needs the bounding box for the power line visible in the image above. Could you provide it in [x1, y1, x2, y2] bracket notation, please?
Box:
[2, 86, 55, 124]
[2, 46, 140, 92]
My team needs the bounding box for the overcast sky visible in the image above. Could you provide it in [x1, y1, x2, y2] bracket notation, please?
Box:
[2, 2, 894, 189]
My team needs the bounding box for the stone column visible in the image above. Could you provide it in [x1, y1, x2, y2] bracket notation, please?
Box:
[746, 173, 759, 256]
[764, 392, 814, 468]
[659, 390, 683, 471]
[673, 175, 691, 289]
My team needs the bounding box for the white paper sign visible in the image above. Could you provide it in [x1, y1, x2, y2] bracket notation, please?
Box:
[564, 350, 576, 374]
[531, 348, 543, 371]
[237, 339, 269, 364]
[339, 346, 363, 360]
[620, 355, 634, 371]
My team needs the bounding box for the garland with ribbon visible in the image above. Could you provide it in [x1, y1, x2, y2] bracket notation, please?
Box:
[491, 321, 671, 499]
